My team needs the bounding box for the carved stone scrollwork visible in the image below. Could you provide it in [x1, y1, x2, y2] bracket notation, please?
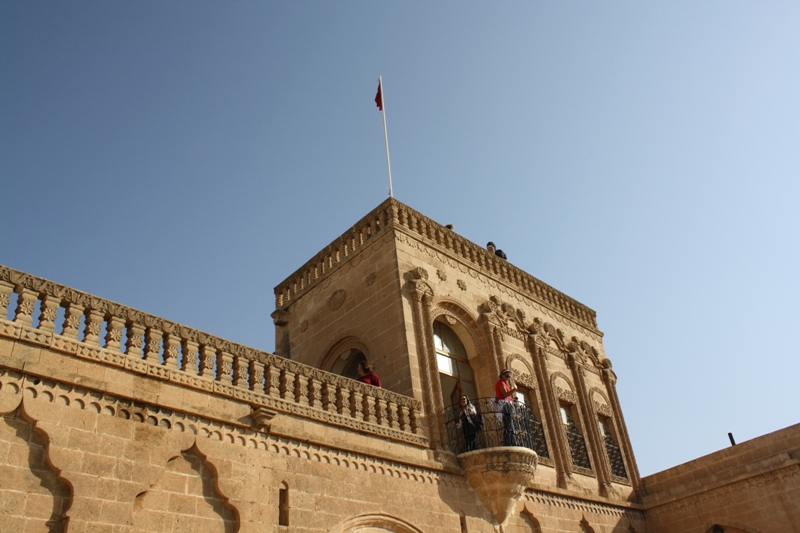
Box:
[409, 267, 428, 281]
[556, 386, 578, 405]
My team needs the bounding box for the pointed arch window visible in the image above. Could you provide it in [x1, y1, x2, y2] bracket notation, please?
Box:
[560, 404, 591, 470]
[433, 321, 476, 407]
[598, 417, 628, 479]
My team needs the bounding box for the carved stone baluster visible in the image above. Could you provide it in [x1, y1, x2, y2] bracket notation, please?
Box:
[249, 359, 264, 394]
[163, 332, 181, 369]
[199, 345, 216, 379]
[321, 382, 336, 412]
[409, 405, 421, 435]
[83, 308, 104, 346]
[350, 388, 363, 421]
[376, 397, 388, 427]
[37, 295, 61, 332]
[125, 322, 145, 358]
[304, 375, 316, 407]
[0, 281, 13, 319]
[279, 368, 293, 400]
[182, 339, 199, 375]
[144, 328, 163, 363]
[62, 303, 85, 339]
[217, 349, 233, 384]
[13, 288, 38, 326]
[399, 404, 411, 433]
[337, 385, 350, 416]
[265, 361, 280, 397]
[388, 401, 400, 429]
[362, 391, 376, 423]
[295, 373, 309, 405]
[233, 352, 249, 388]
[105, 315, 126, 352]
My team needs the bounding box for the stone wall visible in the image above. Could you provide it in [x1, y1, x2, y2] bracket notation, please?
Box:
[0, 264, 647, 532]
[642, 424, 800, 533]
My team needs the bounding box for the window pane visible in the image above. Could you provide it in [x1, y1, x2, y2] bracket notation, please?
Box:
[437, 354, 457, 376]
[457, 361, 473, 380]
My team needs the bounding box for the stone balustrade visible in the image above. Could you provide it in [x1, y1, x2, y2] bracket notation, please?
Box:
[274, 198, 598, 330]
[0, 265, 425, 447]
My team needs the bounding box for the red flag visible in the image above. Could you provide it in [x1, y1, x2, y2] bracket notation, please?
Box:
[375, 83, 383, 111]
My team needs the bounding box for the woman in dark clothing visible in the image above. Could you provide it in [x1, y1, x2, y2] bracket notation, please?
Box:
[457, 395, 481, 452]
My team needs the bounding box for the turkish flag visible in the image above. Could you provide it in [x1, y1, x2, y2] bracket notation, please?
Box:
[375, 83, 383, 111]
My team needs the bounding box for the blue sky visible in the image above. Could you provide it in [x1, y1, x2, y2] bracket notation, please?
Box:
[2, 2, 798, 477]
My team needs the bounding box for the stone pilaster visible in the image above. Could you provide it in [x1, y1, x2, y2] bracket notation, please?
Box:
[567, 350, 615, 497]
[527, 330, 575, 490]
[408, 267, 445, 449]
[602, 360, 643, 497]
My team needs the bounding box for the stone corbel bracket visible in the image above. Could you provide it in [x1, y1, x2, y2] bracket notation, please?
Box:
[459, 447, 538, 526]
[250, 406, 278, 433]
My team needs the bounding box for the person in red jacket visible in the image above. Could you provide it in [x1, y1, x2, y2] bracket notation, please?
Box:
[357, 361, 382, 387]
[495, 369, 518, 446]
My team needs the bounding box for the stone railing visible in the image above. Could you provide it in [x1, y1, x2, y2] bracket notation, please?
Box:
[0, 265, 425, 447]
[274, 198, 597, 330]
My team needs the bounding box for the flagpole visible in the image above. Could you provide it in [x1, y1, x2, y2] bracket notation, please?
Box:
[378, 76, 393, 198]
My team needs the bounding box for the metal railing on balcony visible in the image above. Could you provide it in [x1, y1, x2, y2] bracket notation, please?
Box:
[443, 398, 550, 457]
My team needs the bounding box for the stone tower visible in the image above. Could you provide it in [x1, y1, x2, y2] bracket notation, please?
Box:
[272, 197, 642, 504]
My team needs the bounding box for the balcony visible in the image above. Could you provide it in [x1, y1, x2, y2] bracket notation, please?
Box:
[443, 398, 542, 526]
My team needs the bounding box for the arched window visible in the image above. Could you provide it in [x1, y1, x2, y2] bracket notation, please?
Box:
[433, 321, 476, 407]
[329, 348, 367, 380]
[598, 417, 628, 479]
[560, 404, 591, 470]
[514, 387, 550, 459]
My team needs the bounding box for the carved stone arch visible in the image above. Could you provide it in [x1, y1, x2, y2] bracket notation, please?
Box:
[550, 372, 577, 405]
[0, 404, 72, 532]
[329, 512, 425, 533]
[505, 353, 535, 389]
[588, 387, 613, 418]
[320, 335, 372, 373]
[430, 300, 491, 362]
[133, 442, 239, 532]
[696, 520, 763, 533]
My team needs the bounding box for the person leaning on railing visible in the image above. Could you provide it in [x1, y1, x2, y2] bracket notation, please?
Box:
[495, 369, 518, 446]
[456, 395, 482, 452]
[357, 361, 382, 387]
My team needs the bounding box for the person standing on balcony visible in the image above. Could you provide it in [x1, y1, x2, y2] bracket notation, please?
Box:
[357, 361, 382, 387]
[495, 369, 518, 446]
[457, 395, 481, 452]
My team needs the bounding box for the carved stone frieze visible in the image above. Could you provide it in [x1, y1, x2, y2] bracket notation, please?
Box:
[556, 386, 578, 405]
[392, 232, 602, 340]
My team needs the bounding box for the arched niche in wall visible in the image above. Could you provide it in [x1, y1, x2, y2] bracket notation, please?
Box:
[329, 513, 424, 533]
[320, 337, 371, 381]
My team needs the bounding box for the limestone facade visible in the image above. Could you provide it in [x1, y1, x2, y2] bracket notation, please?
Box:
[0, 198, 794, 532]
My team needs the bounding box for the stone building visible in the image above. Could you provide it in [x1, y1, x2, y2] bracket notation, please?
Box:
[0, 198, 797, 532]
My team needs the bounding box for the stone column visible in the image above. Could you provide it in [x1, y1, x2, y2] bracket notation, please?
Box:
[527, 330, 574, 489]
[602, 360, 643, 496]
[567, 349, 614, 497]
[408, 268, 445, 449]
